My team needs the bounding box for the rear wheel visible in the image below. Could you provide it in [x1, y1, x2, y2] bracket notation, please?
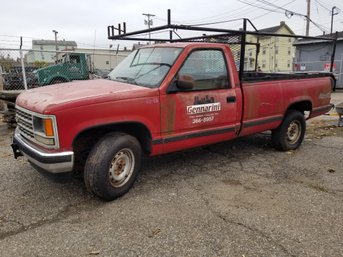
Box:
[84, 132, 142, 201]
[272, 110, 306, 151]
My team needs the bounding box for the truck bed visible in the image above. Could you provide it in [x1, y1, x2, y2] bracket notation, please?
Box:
[242, 71, 334, 83]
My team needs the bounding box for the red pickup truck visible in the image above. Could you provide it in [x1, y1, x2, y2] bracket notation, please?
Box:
[12, 43, 334, 200]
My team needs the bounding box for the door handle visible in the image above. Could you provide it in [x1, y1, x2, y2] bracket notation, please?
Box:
[226, 96, 236, 103]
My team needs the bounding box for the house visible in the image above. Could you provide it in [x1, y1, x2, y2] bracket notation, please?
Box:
[293, 32, 343, 89]
[25, 40, 77, 64]
[244, 21, 295, 72]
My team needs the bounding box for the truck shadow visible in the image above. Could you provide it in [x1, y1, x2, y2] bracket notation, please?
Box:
[138, 132, 274, 184]
[24, 132, 275, 200]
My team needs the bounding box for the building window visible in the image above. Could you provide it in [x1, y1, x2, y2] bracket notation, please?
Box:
[288, 38, 292, 43]
[287, 60, 291, 68]
[275, 46, 278, 55]
[106, 61, 109, 65]
[275, 62, 278, 68]
[262, 60, 266, 69]
[70, 55, 80, 64]
[288, 47, 291, 55]
[262, 47, 266, 55]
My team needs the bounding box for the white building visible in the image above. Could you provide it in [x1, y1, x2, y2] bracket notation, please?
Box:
[25, 40, 77, 64]
[76, 48, 131, 70]
[25, 39, 130, 70]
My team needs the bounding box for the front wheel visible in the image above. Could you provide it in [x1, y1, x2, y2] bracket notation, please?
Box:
[84, 132, 142, 201]
[272, 110, 306, 151]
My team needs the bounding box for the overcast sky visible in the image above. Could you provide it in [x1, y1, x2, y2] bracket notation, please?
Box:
[0, 0, 342, 50]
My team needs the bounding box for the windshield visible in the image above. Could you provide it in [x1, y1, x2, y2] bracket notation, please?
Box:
[108, 47, 182, 88]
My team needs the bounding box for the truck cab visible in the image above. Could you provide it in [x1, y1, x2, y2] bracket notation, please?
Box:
[35, 53, 89, 85]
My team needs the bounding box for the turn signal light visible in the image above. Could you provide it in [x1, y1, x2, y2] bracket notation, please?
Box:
[44, 118, 54, 137]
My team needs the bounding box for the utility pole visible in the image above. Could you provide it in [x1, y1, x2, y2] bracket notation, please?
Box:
[331, 6, 340, 35]
[142, 13, 155, 44]
[52, 30, 58, 63]
[306, 0, 310, 36]
[109, 44, 113, 69]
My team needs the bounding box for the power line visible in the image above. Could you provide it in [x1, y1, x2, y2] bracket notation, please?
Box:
[156, 0, 282, 25]
[249, 0, 297, 21]
[166, 0, 292, 28]
[190, 18, 244, 27]
[239, 0, 330, 34]
[238, 0, 284, 14]
[315, 0, 331, 12]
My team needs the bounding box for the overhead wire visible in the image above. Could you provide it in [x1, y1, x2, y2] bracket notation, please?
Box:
[238, 0, 284, 14]
[239, 0, 330, 33]
[155, 0, 282, 26]
[314, 0, 331, 13]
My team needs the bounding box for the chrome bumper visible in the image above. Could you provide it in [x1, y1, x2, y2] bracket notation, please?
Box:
[12, 129, 74, 173]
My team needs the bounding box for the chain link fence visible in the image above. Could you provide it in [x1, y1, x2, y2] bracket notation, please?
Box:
[294, 40, 342, 88]
[0, 48, 130, 91]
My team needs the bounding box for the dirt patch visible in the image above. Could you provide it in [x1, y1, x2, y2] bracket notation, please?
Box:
[306, 118, 343, 139]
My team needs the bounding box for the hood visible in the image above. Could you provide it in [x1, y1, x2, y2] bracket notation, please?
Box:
[16, 79, 158, 114]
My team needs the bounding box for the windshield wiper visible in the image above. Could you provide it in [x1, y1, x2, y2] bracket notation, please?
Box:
[131, 62, 172, 68]
[114, 76, 138, 85]
[134, 63, 171, 80]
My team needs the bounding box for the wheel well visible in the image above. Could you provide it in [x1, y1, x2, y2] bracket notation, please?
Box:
[72, 122, 152, 173]
[287, 101, 312, 114]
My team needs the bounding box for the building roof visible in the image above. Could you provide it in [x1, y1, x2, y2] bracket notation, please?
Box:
[32, 39, 77, 47]
[293, 31, 343, 45]
[259, 21, 295, 35]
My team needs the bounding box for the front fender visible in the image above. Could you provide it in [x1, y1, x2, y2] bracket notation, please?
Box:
[47, 75, 70, 85]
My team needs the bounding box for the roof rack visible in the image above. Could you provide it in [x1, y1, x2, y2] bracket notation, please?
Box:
[107, 9, 338, 78]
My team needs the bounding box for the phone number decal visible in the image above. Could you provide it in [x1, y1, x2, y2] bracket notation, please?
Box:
[192, 116, 214, 124]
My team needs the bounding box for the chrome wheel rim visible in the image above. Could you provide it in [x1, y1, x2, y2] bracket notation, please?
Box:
[109, 148, 135, 187]
[287, 120, 301, 144]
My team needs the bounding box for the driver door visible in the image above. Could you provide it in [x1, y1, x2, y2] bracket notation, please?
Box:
[160, 48, 239, 148]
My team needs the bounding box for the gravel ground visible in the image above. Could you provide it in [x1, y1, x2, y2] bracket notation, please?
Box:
[0, 93, 342, 257]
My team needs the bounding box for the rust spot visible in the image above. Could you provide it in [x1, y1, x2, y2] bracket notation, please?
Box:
[161, 96, 176, 134]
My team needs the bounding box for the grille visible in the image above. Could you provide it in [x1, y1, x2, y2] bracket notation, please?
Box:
[16, 108, 34, 139]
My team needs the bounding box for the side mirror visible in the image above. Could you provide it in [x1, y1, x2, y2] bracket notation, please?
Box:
[176, 74, 194, 90]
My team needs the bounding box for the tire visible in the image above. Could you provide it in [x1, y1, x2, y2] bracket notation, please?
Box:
[272, 110, 306, 151]
[84, 132, 142, 201]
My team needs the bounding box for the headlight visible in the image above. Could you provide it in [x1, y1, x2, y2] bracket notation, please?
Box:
[33, 116, 56, 146]
[16, 106, 59, 149]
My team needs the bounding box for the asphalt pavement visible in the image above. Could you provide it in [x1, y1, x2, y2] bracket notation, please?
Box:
[0, 93, 342, 257]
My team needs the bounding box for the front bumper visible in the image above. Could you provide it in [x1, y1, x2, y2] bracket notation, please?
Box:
[12, 129, 74, 173]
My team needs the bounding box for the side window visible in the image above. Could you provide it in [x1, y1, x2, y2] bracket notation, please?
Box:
[178, 49, 230, 90]
[70, 55, 80, 64]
